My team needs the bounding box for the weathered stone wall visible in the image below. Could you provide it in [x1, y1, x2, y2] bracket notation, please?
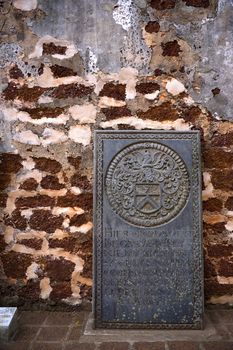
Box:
[0, 0, 233, 307]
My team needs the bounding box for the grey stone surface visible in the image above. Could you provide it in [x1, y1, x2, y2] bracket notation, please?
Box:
[0, 307, 18, 342]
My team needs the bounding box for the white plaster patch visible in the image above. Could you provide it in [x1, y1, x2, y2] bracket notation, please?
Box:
[52, 207, 83, 218]
[36, 66, 86, 88]
[29, 35, 77, 60]
[145, 91, 160, 100]
[217, 276, 233, 284]
[202, 172, 214, 201]
[100, 117, 190, 131]
[26, 262, 39, 280]
[209, 295, 233, 304]
[166, 78, 186, 96]
[2, 107, 68, 125]
[41, 128, 68, 146]
[21, 209, 33, 220]
[183, 96, 194, 106]
[40, 277, 52, 299]
[68, 125, 91, 146]
[38, 95, 53, 104]
[50, 229, 69, 239]
[13, 130, 40, 145]
[118, 67, 138, 100]
[225, 219, 233, 232]
[69, 104, 97, 124]
[70, 221, 93, 234]
[13, 0, 37, 11]
[70, 187, 82, 195]
[98, 97, 126, 108]
[22, 158, 35, 171]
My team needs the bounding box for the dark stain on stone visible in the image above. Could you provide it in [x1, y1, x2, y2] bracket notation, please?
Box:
[203, 198, 223, 212]
[101, 106, 132, 120]
[145, 21, 160, 33]
[0, 153, 22, 173]
[49, 236, 77, 253]
[44, 256, 75, 281]
[50, 282, 72, 300]
[0, 193, 7, 207]
[33, 157, 62, 173]
[136, 82, 160, 94]
[70, 173, 92, 191]
[138, 101, 179, 121]
[3, 82, 48, 102]
[9, 65, 24, 79]
[29, 209, 63, 233]
[212, 87, 220, 96]
[21, 107, 65, 119]
[51, 83, 93, 99]
[19, 178, 38, 191]
[99, 82, 126, 101]
[15, 195, 55, 209]
[211, 170, 233, 191]
[0, 173, 11, 190]
[182, 0, 209, 8]
[225, 197, 233, 211]
[203, 147, 233, 169]
[43, 42, 67, 55]
[50, 64, 77, 78]
[57, 192, 93, 211]
[162, 40, 182, 57]
[19, 238, 43, 250]
[1, 251, 33, 278]
[41, 175, 65, 190]
[67, 156, 81, 169]
[70, 213, 88, 227]
[150, 0, 176, 10]
[4, 209, 27, 230]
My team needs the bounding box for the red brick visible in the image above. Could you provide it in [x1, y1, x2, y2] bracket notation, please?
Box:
[150, 0, 176, 10]
[19, 178, 38, 191]
[70, 213, 89, 227]
[162, 40, 181, 57]
[136, 82, 160, 94]
[211, 132, 233, 147]
[203, 148, 233, 169]
[51, 83, 93, 99]
[183, 0, 210, 8]
[49, 236, 77, 252]
[101, 106, 132, 120]
[67, 156, 81, 169]
[19, 238, 43, 250]
[203, 198, 222, 212]
[1, 251, 33, 278]
[57, 192, 93, 210]
[4, 209, 27, 230]
[218, 259, 233, 277]
[21, 107, 65, 119]
[99, 343, 129, 350]
[225, 197, 233, 211]
[99, 82, 126, 100]
[41, 175, 65, 190]
[0, 193, 7, 207]
[138, 102, 179, 121]
[43, 42, 67, 55]
[29, 209, 63, 233]
[9, 65, 24, 79]
[33, 157, 62, 173]
[50, 65, 77, 78]
[145, 21, 160, 33]
[203, 342, 233, 350]
[3, 82, 48, 102]
[15, 195, 55, 209]
[50, 281, 72, 300]
[44, 256, 75, 281]
[204, 257, 217, 278]
[206, 244, 233, 258]
[211, 170, 233, 191]
[0, 153, 22, 173]
[0, 173, 11, 190]
[70, 173, 91, 191]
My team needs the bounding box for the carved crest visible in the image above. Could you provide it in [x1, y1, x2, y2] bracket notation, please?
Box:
[105, 142, 190, 227]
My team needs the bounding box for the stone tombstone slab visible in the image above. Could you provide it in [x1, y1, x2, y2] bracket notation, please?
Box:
[94, 131, 203, 329]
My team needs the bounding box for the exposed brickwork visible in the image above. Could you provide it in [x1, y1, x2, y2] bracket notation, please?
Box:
[19, 178, 38, 191]
[43, 42, 67, 55]
[1, 251, 33, 278]
[203, 198, 223, 212]
[69, 213, 89, 227]
[101, 106, 132, 120]
[50, 64, 77, 78]
[145, 21, 160, 33]
[0, 153, 23, 173]
[138, 102, 179, 121]
[162, 40, 182, 57]
[0, 193, 8, 207]
[50, 281, 72, 300]
[51, 83, 93, 99]
[15, 195, 55, 209]
[0, 173, 11, 190]
[183, 0, 210, 8]
[225, 197, 233, 211]
[19, 238, 43, 250]
[48, 236, 77, 253]
[57, 192, 93, 210]
[21, 107, 65, 119]
[44, 256, 75, 281]
[203, 148, 233, 169]
[99, 82, 126, 100]
[136, 82, 160, 94]
[67, 156, 81, 169]
[3, 82, 48, 102]
[150, 0, 176, 10]
[211, 170, 233, 191]
[33, 157, 62, 173]
[70, 173, 91, 191]
[29, 210, 63, 233]
[9, 65, 24, 79]
[4, 209, 27, 230]
[41, 175, 65, 190]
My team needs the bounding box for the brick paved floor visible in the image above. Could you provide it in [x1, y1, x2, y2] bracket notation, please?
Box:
[0, 308, 233, 350]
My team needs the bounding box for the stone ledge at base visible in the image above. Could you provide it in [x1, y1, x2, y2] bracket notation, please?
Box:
[80, 313, 220, 343]
[0, 307, 18, 342]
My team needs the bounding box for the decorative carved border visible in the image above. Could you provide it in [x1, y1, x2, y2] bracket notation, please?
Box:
[93, 131, 203, 330]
